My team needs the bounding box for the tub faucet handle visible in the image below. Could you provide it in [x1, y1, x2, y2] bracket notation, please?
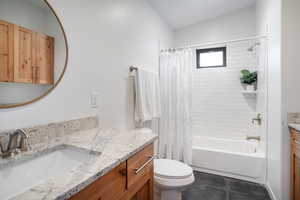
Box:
[252, 113, 262, 125]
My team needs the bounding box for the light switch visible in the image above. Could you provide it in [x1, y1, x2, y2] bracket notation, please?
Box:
[90, 92, 99, 108]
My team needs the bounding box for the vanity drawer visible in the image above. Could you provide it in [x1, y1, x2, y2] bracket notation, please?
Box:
[127, 144, 154, 189]
[70, 161, 127, 200]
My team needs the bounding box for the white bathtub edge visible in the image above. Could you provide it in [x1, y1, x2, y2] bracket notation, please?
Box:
[265, 182, 277, 200]
[193, 146, 266, 158]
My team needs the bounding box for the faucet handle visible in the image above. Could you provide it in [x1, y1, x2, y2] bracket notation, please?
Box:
[18, 129, 30, 152]
[252, 113, 262, 125]
[7, 133, 19, 151]
[20, 136, 30, 152]
[18, 129, 29, 138]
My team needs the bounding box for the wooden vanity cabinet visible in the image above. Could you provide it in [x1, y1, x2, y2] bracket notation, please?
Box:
[70, 144, 154, 200]
[127, 144, 154, 200]
[291, 128, 300, 200]
[0, 20, 54, 85]
[70, 162, 127, 200]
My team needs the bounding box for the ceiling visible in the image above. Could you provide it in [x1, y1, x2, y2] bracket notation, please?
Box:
[147, 0, 257, 30]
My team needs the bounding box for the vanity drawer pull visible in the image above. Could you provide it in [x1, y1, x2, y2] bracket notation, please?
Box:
[134, 156, 154, 174]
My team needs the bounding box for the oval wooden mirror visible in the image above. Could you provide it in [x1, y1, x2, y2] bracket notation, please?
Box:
[0, 0, 68, 109]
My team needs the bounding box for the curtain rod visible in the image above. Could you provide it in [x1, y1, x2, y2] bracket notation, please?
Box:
[129, 66, 138, 72]
[161, 35, 268, 52]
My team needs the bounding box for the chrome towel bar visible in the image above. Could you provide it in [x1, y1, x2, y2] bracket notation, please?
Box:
[134, 156, 154, 174]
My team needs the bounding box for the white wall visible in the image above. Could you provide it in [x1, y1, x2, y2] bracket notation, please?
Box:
[256, 0, 284, 200]
[0, 0, 173, 131]
[282, 0, 300, 200]
[0, 0, 66, 105]
[283, 0, 300, 113]
[191, 40, 261, 141]
[174, 6, 257, 47]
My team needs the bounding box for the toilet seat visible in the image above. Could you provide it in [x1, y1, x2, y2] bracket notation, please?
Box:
[154, 159, 193, 179]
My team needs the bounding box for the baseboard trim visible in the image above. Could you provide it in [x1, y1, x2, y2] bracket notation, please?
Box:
[192, 166, 264, 184]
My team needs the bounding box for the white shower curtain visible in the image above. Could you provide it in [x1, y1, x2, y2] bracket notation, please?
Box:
[159, 49, 193, 164]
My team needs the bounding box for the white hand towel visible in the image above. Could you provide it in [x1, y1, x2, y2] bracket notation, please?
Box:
[134, 69, 161, 123]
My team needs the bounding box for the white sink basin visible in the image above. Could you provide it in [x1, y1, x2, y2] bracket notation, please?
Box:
[0, 145, 100, 200]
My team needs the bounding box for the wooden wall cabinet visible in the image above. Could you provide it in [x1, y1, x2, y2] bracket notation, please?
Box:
[0, 20, 14, 82]
[291, 128, 300, 200]
[71, 144, 154, 200]
[35, 33, 54, 84]
[0, 20, 54, 85]
[13, 25, 36, 83]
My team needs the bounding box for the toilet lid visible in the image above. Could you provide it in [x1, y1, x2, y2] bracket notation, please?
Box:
[154, 159, 193, 179]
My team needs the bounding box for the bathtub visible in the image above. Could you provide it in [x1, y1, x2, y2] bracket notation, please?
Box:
[192, 136, 266, 183]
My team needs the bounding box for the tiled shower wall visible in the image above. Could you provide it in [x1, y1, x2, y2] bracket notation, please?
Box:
[191, 39, 266, 140]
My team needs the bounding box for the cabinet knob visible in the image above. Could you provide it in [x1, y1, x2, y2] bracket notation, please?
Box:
[119, 168, 127, 176]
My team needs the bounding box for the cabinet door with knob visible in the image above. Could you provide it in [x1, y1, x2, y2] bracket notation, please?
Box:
[129, 179, 153, 200]
[35, 33, 54, 84]
[291, 129, 300, 200]
[293, 152, 300, 200]
[70, 162, 127, 200]
[0, 20, 14, 82]
[13, 25, 36, 83]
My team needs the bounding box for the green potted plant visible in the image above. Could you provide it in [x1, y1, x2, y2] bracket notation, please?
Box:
[240, 69, 257, 91]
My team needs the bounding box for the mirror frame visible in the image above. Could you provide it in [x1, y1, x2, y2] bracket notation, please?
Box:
[0, 0, 69, 109]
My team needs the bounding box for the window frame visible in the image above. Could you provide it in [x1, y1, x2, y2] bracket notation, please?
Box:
[196, 47, 227, 69]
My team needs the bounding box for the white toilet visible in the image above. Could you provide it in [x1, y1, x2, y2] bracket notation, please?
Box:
[154, 159, 195, 200]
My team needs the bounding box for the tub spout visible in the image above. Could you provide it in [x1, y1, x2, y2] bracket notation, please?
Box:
[246, 136, 261, 141]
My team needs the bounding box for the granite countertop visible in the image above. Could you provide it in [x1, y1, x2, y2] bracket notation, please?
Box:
[0, 128, 157, 200]
[289, 123, 300, 132]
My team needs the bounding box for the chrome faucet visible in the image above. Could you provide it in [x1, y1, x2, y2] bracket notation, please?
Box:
[0, 129, 30, 158]
[11, 129, 30, 152]
[246, 135, 261, 141]
[252, 113, 262, 125]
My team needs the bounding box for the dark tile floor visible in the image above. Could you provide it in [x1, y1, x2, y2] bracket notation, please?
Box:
[183, 171, 271, 200]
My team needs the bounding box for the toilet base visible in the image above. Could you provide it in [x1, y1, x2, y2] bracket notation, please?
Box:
[155, 188, 182, 200]
[161, 190, 182, 200]
[154, 184, 186, 200]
